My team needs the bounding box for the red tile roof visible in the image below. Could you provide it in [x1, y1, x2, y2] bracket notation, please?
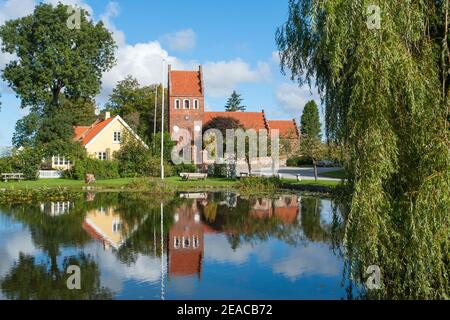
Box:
[170, 70, 203, 96]
[73, 117, 115, 146]
[203, 112, 268, 131]
[268, 120, 299, 139]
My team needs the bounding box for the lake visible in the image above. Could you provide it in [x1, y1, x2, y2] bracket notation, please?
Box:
[0, 191, 358, 300]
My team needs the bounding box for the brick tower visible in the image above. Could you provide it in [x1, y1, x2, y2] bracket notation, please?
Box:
[168, 65, 205, 140]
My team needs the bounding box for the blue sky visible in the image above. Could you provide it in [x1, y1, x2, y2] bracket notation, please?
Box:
[0, 0, 320, 146]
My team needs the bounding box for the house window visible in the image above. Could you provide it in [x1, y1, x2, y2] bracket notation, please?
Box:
[193, 236, 200, 249]
[183, 99, 190, 109]
[182, 236, 190, 248]
[53, 156, 70, 166]
[97, 152, 107, 161]
[174, 237, 181, 249]
[112, 220, 122, 233]
[113, 131, 121, 143]
[175, 99, 181, 109]
[193, 99, 199, 109]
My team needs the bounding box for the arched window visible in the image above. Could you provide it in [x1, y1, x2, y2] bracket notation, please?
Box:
[183, 99, 190, 109]
[175, 99, 181, 109]
[183, 236, 190, 248]
[193, 99, 199, 109]
[193, 236, 200, 249]
[174, 237, 181, 249]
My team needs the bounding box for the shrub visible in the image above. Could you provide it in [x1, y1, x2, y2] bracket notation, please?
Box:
[237, 176, 281, 193]
[286, 155, 313, 167]
[144, 156, 173, 177]
[69, 158, 120, 180]
[0, 157, 14, 174]
[172, 163, 197, 176]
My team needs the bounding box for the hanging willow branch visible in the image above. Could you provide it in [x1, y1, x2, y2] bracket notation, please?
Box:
[277, 0, 449, 299]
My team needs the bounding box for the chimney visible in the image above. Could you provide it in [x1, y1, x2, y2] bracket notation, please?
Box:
[105, 111, 111, 120]
[168, 64, 172, 72]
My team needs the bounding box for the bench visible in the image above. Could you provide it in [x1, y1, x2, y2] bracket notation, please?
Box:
[180, 173, 208, 181]
[1, 173, 24, 182]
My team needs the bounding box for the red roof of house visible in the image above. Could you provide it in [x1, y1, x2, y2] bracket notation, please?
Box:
[268, 120, 299, 139]
[203, 111, 268, 131]
[170, 70, 203, 96]
[73, 117, 115, 146]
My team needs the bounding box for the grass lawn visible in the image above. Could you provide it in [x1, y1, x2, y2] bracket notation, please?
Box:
[0, 178, 136, 190]
[163, 176, 237, 188]
[281, 178, 340, 187]
[319, 169, 346, 180]
[0, 176, 339, 191]
[0, 177, 237, 190]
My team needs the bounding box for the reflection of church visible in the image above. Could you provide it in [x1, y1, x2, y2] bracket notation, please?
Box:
[167, 194, 300, 279]
[249, 195, 300, 224]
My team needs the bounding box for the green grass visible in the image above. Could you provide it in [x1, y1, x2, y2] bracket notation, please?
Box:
[163, 176, 237, 188]
[319, 169, 346, 179]
[0, 178, 135, 190]
[281, 178, 340, 187]
[0, 176, 339, 192]
[0, 177, 237, 190]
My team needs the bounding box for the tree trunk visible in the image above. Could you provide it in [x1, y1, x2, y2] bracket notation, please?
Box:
[313, 161, 318, 181]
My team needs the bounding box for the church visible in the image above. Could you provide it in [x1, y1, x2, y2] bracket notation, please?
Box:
[167, 65, 300, 164]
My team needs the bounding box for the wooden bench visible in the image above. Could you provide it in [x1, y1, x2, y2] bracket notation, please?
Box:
[1, 173, 24, 182]
[180, 173, 208, 181]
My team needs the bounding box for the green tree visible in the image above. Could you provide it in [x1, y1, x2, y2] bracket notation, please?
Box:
[277, 0, 449, 298]
[225, 90, 247, 112]
[300, 100, 321, 139]
[105, 76, 164, 143]
[0, 3, 115, 146]
[299, 100, 324, 180]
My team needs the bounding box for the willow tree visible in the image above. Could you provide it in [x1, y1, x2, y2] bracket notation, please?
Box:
[276, 0, 449, 299]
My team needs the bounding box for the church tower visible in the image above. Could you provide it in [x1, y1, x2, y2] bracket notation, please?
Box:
[168, 65, 205, 140]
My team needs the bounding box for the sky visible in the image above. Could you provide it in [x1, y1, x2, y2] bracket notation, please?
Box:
[0, 0, 320, 146]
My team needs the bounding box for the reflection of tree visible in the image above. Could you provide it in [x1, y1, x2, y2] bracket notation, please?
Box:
[112, 194, 179, 264]
[1, 253, 112, 300]
[201, 196, 303, 249]
[300, 197, 331, 242]
[0, 201, 92, 275]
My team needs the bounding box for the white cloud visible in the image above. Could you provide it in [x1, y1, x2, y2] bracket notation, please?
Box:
[100, 41, 195, 102]
[203, 59, 271, 98]
[271, 51, 280, 65]
[272, 244, 341, 280]
[162, 29, 197, 52]
[44, 0, 93, 16]
[99, 1, 125, 47]
[274, 82, 318, 115]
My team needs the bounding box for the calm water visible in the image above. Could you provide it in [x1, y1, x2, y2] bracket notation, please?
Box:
[0, 192, 355, 300]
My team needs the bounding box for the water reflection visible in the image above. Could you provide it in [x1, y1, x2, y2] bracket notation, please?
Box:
[0, 192, 347, 300]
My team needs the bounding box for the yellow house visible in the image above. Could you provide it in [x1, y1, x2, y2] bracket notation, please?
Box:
[51, 112, 146, 170]
[83, 207, 128, 250]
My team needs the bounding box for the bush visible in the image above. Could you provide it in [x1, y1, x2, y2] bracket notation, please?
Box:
[0, 157, 14, 174]
[1, 147, 43, 180]
[237, 176, 281, 193]
[68, 158, 120, 180]
[207, 163, 227, 178]
[286, 156, 313, 167]
[172, 163, 197, 176]
[144, 156, 173, 177]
